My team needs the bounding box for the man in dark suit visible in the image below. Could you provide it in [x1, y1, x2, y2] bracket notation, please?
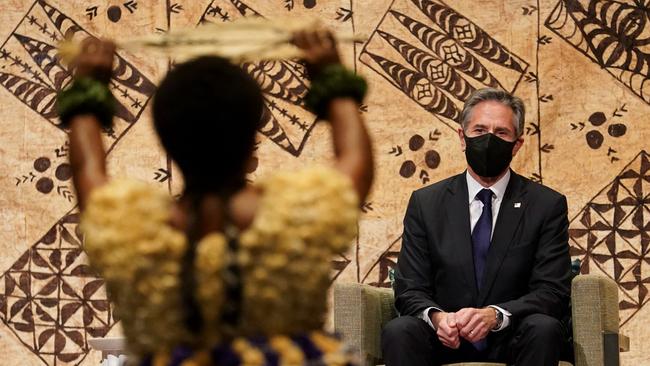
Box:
[381, 88, 571, 366]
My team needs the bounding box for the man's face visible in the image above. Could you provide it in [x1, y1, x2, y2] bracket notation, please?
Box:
[458, 100, 524, 154]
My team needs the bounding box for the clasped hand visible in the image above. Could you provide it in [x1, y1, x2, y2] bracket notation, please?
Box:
[430, 307, 497, 349]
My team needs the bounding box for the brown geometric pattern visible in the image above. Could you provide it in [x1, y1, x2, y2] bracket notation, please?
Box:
[365, 248, 399, 288]
[0, 0, 155, 140]
[198, 0, 318, 157]
[0, 0, 155, 143]
[0, 0, 156, 209]
[360, 0, 529, 130]
[0, 1, 154, 364]
[569, 150, 650, 326]
[389, 130, 443, 185]
[546, 0, 650, 106]
[362, 236, 400, 288]
[331, 254, 351, 283]
[0, 211, 114, 365]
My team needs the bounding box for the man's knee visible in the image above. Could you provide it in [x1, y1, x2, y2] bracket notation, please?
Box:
[382, 316, 430, 345]
[519, 313, 563, 342]
[382, 316, 437, 365]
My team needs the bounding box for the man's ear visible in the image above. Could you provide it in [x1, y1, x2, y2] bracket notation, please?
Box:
[512, 136, 524, 156]
[458, 128, 466, 152]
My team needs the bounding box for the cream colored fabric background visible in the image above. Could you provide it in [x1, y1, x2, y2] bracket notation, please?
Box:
[0, 0, 648, 365]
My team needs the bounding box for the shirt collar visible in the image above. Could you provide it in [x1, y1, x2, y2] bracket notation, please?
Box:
[466, 169, 511, 203]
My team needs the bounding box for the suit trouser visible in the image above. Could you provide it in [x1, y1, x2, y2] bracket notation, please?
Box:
[381, 314, 570, 366]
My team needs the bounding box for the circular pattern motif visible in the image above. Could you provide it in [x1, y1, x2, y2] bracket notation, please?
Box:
[588, 112, 607, 126]
[55, 163, 73, 181]
[608, 123, 627, 138]
[409, 134, 425, 151]
[399, 160, 417, 178]
[584, 109, 628, 150]
[34, 157, 51, 172]
[397, 133, 442, 182]
[107, 6, 122, 22]
[586, 130, 604, 149]
[425, 150, 441, 169]
[36, 177, 54, 194]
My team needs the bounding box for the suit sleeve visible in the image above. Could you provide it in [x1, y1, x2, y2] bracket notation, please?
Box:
[495, 194, 571, 319]
[394, 191, 441, 316]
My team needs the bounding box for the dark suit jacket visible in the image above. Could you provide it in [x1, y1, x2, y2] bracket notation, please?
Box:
[394, 170, 571, 322]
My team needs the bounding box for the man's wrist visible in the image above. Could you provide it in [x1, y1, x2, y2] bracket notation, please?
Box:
[487, 307, 502, 329]
[429, 309, 443, 328]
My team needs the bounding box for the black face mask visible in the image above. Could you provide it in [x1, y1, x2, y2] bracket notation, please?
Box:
[464, 133, 516, 178]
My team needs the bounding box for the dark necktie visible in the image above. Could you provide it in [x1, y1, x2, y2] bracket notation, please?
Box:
[472, 188, 493, 290]
[471, 188, 493, 351]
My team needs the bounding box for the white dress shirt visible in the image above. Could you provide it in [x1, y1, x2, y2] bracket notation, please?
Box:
[420, 170, 512, 331]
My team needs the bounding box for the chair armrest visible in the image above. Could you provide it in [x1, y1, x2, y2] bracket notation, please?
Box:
[333, 282, 396, 366]
[572, 274, 627, 366]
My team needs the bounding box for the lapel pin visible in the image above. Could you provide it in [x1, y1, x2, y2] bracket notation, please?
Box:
[514, 202, 521, 208]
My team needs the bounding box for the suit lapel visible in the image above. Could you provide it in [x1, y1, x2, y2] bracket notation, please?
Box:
[478, 172, 527, 305]
[445, 174, 479, 300]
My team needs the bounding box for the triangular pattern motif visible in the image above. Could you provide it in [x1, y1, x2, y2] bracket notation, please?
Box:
[362, 237, 402, 288]
[569, 150, 650, 325]
[197, 0, 317, 156]
[0, 212, 114, 365]
[0, 0, 155, 142]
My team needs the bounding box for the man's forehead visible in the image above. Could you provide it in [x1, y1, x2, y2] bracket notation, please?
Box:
[467, 102, 517, 130]
[471, 100, 514, 114]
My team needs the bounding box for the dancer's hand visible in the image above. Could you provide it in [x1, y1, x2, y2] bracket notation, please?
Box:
[292, 29, 341, 77]
[71, 37, 115, 84]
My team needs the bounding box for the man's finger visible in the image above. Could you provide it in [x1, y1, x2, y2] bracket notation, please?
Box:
[441, 323, 459, 339]
[474, 324, 488, 339]
[438, 322, 459, 340]
[463, 314, 484, 335]
[438, 330, 459, 348]
[440, 339, 454, 348]
[461, 325, 477, 338]
[436, 330, 453, 344]
[465, 324, 487, 342]
[465, 328, 477, 342]
[438, 334, 453, 345]
[460, 320, 478, 338]
[450, 339, 461, 349]
[437, 324, 453, 339]
[455, 308, 473, 327]
[459, 325, 470, 338]
[446, 312, 457, 328]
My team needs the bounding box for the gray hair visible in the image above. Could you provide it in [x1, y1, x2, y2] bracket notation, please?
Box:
[460, 88, 525, 137]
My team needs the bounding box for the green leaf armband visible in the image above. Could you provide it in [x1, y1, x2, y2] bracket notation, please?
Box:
[57, 77, 116, 130]
[305, 65, 367, 119]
